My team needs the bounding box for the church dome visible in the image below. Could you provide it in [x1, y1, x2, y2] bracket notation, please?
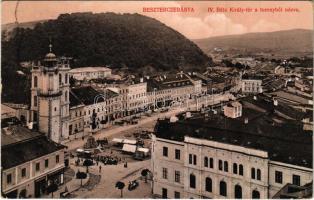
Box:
[45, 52, 56, 59]
[44, 43, 57, 62]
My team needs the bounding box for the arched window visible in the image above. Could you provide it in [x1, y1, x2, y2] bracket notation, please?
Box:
[219, 181, 227, 196]
[205, 177, 212, 192]
[256, 169, 261, 180]
[251, 168, 256, 179]
[190, 174, 196, 189]
[239, 165, 243, 176]
[65, 91, 68, 101]
[34, 76, 38, 87]
[59, 74, 62, 85]
[33, 96, 37, 106]
[252, 190, 260, 199]
[209, 158, 214, 168]
[204, 157, 208, 167]
[233, 163, 238, 174]
[234, 185, 242, 199]
[219, 160, 223, 170]
[224, 161, 228, 172]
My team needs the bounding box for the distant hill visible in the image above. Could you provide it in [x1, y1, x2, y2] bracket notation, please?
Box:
[2, 12, 211, 71]
[194, 29, 313, 56]
[1, 12, 211, 104]
[2, 20, 47, 36]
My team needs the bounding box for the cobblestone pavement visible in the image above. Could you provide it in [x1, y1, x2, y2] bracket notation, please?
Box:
[65, 107, 185, 151]
[82, 173, 101, 191]
[64, 168, 75, 184]
[69, 159, 152, 198]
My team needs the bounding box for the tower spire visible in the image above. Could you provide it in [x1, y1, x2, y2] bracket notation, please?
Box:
[49, 37, 53, 53]
[49, 44, 52, 53]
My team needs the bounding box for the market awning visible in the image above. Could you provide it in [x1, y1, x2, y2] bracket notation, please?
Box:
[112, 138, 124, 143]
[76, 149, 84, 153]
[122, 144, 137, 153]
[123, 139, 137, 145]
[137, 147, 150, 153]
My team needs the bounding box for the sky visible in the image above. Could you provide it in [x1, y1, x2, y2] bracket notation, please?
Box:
[2, 1, 313, 39]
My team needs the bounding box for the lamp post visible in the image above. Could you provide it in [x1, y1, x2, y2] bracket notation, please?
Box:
[153, 88, 157, 111]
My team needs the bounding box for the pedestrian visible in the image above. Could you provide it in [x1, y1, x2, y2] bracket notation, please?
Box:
[96, 161, 99, 166]
[99, 165, 102, 173]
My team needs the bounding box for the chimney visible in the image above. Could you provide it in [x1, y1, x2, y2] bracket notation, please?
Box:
[244, 117, 248, 124]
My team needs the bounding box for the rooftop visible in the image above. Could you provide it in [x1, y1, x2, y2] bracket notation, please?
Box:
[69, 67, 111, 73]
[242, 74, 264, 80]
[69, 90, 84, 108]
[71, 86, 104, 106]
[146, 74, 193, 92]
[2, 126, 65, 170]
[154, 107, 312, 168]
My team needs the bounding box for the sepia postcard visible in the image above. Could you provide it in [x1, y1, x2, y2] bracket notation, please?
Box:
[1, 1, 313, 199]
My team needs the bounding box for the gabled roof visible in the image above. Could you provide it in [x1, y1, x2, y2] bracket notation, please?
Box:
[71, 86, 104, 106]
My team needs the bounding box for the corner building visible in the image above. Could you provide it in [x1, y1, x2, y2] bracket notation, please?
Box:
[151, 113, 312, 198]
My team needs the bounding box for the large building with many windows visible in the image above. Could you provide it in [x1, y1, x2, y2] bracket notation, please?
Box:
[151, 102, 312, 199]
[1, 126, 66, 198]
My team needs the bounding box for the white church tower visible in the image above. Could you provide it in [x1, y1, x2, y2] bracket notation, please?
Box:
[30, 44, 70, 143]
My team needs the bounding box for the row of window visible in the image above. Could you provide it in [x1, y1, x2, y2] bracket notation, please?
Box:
[251, 168, 261, 180]
[275, 171, 301, 186]
[162, 147, 181, 160]
[189, 154, 197, 165]
[161, 188, 181, 199]
[6, 155, 59, 185]
[161, 148, 301, 186]
[189, 174, 260, 198]
[162, 168, 181, 183]
[59, 74, 69, 85]
[33, 74, 69, 88]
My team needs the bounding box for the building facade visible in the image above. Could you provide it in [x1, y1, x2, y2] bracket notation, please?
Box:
[2, 126, 66, 198]
[151, 111, 312, 199]
[69, 67, 112, 81]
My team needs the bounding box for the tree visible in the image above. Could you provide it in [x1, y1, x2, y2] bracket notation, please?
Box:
[141, 169, 150, 183]
[83, 159, 93, 173]
[46, 182, 58, 198]
[76, 171, 87, 187]
[115, 181, 125, 198]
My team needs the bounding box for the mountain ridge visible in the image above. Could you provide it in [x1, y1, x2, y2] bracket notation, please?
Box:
[194, 29, 313, 56]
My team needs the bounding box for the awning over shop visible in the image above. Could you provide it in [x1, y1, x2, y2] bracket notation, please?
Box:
[76, 148, 84, 153]
[137, 147, 149, 153]
[122, 144, 137, 153]
[112, 138, 124, 143]
[123, 139, 137, 145]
